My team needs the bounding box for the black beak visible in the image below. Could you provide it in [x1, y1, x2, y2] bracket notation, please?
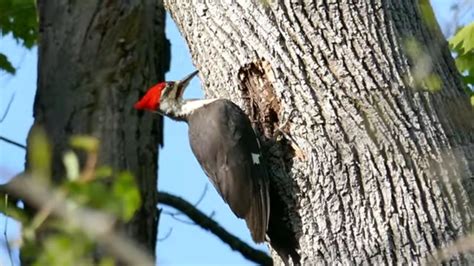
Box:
[176, 70, 199, 98]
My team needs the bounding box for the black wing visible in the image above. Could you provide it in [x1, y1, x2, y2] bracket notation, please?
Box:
[187, 99, 270, 242]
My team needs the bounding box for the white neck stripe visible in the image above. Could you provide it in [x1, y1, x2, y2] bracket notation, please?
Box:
[178, 99, 218, 116]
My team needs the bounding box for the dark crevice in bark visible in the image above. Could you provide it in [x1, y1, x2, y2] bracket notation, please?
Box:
[238, 60, 301, 265]
[238, 60, 280, 138]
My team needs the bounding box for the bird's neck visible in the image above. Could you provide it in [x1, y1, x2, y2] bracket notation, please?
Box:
[162, 99, 218, 121]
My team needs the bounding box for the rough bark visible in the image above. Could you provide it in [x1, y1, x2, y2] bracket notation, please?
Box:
[29, 0, 169, 260]
[165, 0, 474, 264]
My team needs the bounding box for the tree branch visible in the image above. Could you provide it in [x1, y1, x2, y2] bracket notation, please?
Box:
[0, 92, 15, 123]
[0, 136, 26, 149]
[158, 191, 273, 265]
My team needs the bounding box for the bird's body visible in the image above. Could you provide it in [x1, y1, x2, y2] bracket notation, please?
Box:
[186, 99, 270, 242]
[134, 71, 270, 243]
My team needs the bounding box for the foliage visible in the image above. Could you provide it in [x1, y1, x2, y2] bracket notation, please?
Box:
[0, 53, 15, 74]
[411, 0, 473, 104]
[28, 126, 51, 182]
[2, 130, 142, 265]
[24, 232, 94, 266]
[65, 171, 141, 221]
[0, 0, 38, 74]
[451, 22, 474, 52]
[449, 22, 474, 105]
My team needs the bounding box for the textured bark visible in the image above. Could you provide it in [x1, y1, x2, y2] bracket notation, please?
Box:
[29, 0, 169, 261]
[165, 0, 474, 264]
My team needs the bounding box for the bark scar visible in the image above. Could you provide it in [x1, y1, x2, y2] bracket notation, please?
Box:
[238, 60, 301, 264]
[238, 59, 280, 139]
[238, 60, 305, 161]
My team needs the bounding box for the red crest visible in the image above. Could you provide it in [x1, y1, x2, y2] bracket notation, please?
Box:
[134, 82, 167, 111]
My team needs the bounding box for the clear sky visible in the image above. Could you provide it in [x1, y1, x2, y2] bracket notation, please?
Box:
[0, 1, 472, 265]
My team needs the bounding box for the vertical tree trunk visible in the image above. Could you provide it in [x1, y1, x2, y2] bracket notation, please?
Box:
[165, 0, 474, 264]
[31, 0, 169, 259]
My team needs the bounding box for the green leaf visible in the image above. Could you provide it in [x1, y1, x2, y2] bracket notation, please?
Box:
[462, 75, 474, 87]
[454, 51, 474, 73]
[69, 135, 99, 153]
[0, 0, 38, 48]
[65, 171, 141, 221]
[0, 195, 27, 223]
[34, 234, 93, 266]
[0, 53, 15, 74]
[0, 0, 37, 75]
[113, 171, 141, 221]
[95, 166, 113, 179]
[66, 181, 110, 208]
[450, 22, 474, 54]
[99, 257, 116, 266]
[63, 150, 80, 181]
[450, 23, 474, 99]
[28, 126, 51, 182]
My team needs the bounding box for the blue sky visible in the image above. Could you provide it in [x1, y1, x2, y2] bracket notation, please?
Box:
[0, 1, 472, 265]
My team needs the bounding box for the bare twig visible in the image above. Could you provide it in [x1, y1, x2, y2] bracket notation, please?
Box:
[166, 184, 209, 217]
[0, 92, 15, 123]
[79, 151, 98, 183]
[162, 209, 196, 225]
[157, 227, 173, 242]
[4, 175, 154, 266]
[0, 136, 26, 149]
[29, 192, 62, 231]
[193, 183, 208, 208]
[3, 194, 14, 266]
[158, 191, 272, 265]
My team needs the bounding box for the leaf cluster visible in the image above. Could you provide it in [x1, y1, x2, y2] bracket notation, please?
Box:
[0, 0, 37, 74]
[449, 22, 474, 105]
[2, 129, 142, 265]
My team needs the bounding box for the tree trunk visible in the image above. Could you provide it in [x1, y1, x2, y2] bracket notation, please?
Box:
[29, 0, 169, 260]
[165, 0, 474, 264]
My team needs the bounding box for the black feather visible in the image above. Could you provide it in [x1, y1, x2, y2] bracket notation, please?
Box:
[186, 99, 270, 242]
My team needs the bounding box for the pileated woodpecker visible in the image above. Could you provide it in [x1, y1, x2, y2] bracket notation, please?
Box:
[134, 71, 270, 243]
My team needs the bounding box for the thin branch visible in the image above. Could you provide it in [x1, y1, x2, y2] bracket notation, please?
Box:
[3, 194, 14, 266]
[158, 191, 272, 265]
[0, 92, 15, 123]
[162, 209, 196, 225]
[167, 183, 209, 217]
[157, 227, 173, 242]
[4, 175, 154, 266]
[0, 136, 26, 149]
[193, 183, 208, 207]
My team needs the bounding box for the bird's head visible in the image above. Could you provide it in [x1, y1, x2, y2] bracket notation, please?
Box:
[134, 70, 199, 115]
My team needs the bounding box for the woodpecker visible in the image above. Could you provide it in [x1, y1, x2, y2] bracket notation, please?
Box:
[134, 71, 270, 243]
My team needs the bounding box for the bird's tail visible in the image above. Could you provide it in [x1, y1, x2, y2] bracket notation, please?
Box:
[246, 174, 270, 243]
